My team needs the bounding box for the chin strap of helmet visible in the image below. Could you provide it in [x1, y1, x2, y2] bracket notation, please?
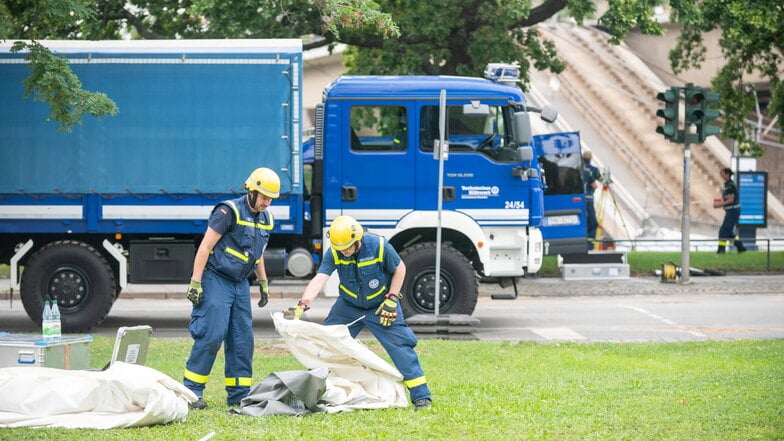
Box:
[248, 190, 259, 210]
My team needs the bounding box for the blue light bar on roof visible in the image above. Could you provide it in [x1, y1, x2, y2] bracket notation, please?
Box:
[483, 63, 520, 84]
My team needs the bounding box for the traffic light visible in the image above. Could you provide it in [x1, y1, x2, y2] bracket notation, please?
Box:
[656, 87, 680, 142]
[698, 90, 721, 142]
[684, 85, 705, 127]
[683, 85, 705, 144]
[683, 84, 721, 143]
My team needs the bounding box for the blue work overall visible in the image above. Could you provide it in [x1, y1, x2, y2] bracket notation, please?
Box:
[183, 195, 272, 405]
[321, 233, 431, 403]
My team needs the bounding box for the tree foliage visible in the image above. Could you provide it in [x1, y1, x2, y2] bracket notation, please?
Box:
[669, 0, 782, 156]
[1, 0, 781, 154]
[11, 40, 117, 130]
[2, 0, 118, 131]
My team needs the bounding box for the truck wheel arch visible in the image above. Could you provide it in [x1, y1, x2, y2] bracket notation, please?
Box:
[391, 210, 487, 270]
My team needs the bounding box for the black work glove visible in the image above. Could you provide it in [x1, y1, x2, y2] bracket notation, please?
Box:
[258, 280, 269, 308]
[187, 279, 203, 306]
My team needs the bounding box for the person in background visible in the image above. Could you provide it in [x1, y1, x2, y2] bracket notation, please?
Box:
[713, 167, 747, 254]
[183, 167, 280, 409]
[582, 151, 603, 250]
[284, 215, 432, 410]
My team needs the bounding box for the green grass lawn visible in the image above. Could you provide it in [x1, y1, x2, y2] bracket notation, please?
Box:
[2, 337, 782, 440]
[538, 250, 784, 277]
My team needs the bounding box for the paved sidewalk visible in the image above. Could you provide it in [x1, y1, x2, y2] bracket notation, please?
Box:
[514, 274, 784, 296]
[2, 274, 782, 301]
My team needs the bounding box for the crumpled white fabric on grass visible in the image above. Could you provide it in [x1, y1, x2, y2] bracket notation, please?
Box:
[271, 312, 409, 412]
[0, 361, 196, 428]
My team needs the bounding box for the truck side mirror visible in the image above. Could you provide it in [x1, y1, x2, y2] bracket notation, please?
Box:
[539, 105, 558, 123]
[517, 146, 534, 162]
[513, 111, 532, 145]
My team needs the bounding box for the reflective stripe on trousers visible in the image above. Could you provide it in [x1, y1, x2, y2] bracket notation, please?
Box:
[183, 270, 254, 404]
[324, 296, 431, 403]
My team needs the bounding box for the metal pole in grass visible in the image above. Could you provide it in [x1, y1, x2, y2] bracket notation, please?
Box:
[681, 136, 691, 283]
[434, 89, 447, 316]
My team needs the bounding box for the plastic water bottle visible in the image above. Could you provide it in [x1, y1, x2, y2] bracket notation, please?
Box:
[42, 300, 53, 340]
[50, 299, 62, 339]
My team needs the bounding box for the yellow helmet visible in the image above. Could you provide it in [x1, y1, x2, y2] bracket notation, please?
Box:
[244, 167, 280, 198]
[328, 215, 363, 251]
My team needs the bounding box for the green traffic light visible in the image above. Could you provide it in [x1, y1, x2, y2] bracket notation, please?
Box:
[699, 97, 721, 142]
[682, 84, 722, 143]
[656, 87, 681, 142]
[684, 85, 705, 124]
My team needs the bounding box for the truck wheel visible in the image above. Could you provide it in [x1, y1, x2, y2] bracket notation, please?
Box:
[399, 242, 478, 316]
[21, 240, 116, 333]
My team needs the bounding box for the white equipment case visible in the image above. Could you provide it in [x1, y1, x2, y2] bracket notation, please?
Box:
[0, 332, 92, 369]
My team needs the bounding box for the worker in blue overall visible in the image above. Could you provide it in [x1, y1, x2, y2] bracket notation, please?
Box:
[183, 167, 280, 409]
[285, 215, 432, 410]
[582, 151, 603, 250]
[713, 167, 747, 254]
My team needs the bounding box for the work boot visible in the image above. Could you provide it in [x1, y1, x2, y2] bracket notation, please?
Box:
[735, 241, 747, 253]
[414, 398, 432, 410]
[716, 245, 726, 254]
[189, 398, 208, 410]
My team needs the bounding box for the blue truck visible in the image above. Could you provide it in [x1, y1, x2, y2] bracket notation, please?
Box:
[1, 40, 557, 331]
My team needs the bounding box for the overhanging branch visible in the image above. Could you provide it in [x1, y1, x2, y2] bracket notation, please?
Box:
[519, 0, 568, 27]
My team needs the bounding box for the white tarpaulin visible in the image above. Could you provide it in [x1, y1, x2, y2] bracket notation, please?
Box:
[272, 312, 409, 412]
[0, 361, 197, 428]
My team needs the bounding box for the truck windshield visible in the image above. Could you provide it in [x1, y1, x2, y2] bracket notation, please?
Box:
[418, 104, 518, 162]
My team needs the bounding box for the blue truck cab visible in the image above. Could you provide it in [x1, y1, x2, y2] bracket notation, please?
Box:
[310, 66, 550, 316]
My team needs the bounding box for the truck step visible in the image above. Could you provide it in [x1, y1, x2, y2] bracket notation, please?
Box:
[405, 314, 480, 336]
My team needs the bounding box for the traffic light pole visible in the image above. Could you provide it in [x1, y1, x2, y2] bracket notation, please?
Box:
[656, 83, 721, 283]
[681, 138, 691, 283]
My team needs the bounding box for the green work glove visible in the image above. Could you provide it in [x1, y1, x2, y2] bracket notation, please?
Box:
[283, 300, 310, 320]
[258, 279, 269, 308]
[187, 279, 203, 306]
[375, 293, 400, 327]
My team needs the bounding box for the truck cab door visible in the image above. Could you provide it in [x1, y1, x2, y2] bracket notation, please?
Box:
[324, 103, 415, 223]
[414, 101, 539, 226]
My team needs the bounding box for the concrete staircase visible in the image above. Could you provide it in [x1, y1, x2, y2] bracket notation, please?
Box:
[530, 22, 784, 241]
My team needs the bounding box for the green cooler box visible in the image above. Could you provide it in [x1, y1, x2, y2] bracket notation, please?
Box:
[0, 332, 92, 369]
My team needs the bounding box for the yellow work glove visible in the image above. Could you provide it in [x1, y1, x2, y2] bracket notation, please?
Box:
[375, 293, 401, 327]
[187, 279, 203, 305]
[283, 300, 310, 320]
[258, 279, 269, 308]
